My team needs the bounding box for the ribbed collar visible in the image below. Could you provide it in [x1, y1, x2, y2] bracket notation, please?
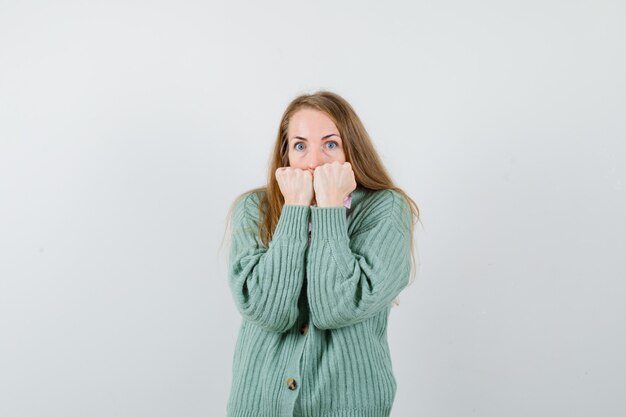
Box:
[348, 186, 368, 208]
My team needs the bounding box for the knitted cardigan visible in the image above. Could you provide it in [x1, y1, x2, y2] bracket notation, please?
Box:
[227, 186, 412, 417]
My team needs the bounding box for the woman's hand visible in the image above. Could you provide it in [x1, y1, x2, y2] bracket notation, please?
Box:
[275, 167, 315, 206]
[313, 161, 357, 207]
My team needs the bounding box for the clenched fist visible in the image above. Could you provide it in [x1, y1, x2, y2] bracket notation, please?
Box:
[313, 161, 357, 207]
[275, 167, 315, 206]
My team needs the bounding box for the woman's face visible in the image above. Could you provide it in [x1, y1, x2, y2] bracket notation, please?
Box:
[287, 108, 346, 174]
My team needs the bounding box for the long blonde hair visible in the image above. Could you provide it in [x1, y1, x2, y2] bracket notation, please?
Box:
[221, 90, 421, 305]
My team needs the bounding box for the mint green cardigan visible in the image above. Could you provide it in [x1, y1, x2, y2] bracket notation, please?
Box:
[227, 186, 412, 417]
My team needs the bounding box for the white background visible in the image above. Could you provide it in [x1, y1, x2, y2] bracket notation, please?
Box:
[1, 1, 624, 416]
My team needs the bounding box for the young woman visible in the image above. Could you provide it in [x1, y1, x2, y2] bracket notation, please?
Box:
[224, 90, 420, 417]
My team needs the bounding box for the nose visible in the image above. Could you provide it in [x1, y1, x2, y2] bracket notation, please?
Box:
[307, 150, 323, 171]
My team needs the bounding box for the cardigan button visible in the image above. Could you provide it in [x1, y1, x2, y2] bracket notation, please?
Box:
[287, 377, 297, 390]
[299, 323, 308, 335]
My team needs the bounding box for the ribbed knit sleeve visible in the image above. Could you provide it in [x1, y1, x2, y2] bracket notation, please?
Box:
[307, 190, 412, 330]
[228, 193, 310, 333]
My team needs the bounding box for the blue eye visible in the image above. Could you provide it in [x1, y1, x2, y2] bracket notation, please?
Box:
[293, 141, 339, 151]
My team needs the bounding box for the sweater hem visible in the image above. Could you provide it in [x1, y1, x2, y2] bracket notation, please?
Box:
[227, 405, 392, 417]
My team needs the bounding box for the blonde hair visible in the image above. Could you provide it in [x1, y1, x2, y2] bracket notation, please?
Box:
[221, 90, 421, 306]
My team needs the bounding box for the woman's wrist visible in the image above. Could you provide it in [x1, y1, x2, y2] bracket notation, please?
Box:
[284, 199, 311, 206]
[316, 200, 344, 208]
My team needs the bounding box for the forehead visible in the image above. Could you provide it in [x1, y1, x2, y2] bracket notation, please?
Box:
[288, 108, 338, 135]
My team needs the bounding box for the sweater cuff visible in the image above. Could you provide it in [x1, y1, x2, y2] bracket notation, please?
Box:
[310, 207, 348, 240]
[273, 204, 310, 240]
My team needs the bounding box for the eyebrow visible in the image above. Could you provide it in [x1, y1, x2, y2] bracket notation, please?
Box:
[291, 134, 341, 142]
